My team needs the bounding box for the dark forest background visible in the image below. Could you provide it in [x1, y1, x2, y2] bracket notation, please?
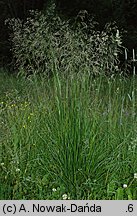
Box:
[0, 0, 137, 69]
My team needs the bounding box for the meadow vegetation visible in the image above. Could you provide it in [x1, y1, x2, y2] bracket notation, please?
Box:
[0, 3, 137, 200]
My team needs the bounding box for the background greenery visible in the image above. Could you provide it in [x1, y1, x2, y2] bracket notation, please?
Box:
[1, 69, 137, 199]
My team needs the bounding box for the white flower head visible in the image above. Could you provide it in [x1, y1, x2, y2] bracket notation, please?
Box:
[16, 168, 20, 172]
[62, 194, 67, 200]
[115, 29, 122, 45]
[116, 30, 119, 38]
[52, 188, 57, 192]
[123, 184, 127, 188]
[134, 173, 137, 179]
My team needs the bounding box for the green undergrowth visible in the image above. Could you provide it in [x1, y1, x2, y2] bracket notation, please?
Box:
[0, 70, 137, 199]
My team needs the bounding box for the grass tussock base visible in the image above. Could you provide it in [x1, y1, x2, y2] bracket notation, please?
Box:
[0, 71, 137, 199]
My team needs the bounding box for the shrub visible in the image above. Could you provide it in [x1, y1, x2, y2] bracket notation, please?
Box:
[6, 2, 122, 77]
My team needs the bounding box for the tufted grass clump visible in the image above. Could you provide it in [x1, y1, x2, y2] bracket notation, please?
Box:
[6, 2, 122, 77]
[1, 2, 136, 200]
[0, 69, 137, 199]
